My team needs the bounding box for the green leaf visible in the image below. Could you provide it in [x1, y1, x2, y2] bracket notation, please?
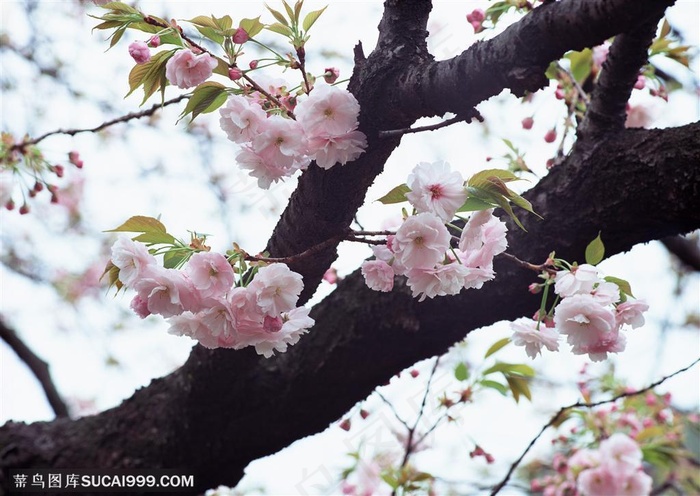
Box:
[213, 14, 233, 31]
[302, 6, 327, 32]
[545, 61, 559, 80]
[506, 375, 532, 403]
[484, 338, 511, 358]
[457, 196, 496, 213]
[240, 17, 265, 38]
[180, 82, 228, 122]
[468, 169, 519, 188]
[194, 25, 224, 45]
[566, 48, 593, 84]
[454, 362, 469, 382]
[126, 49, 176, 104]
[102, 2, 140, 14]
[604, 276, 634, 297]
[93, 20, 124, 30]
[108, 25, 127, 49]
[479, 379, 509, 396]
[101, 261, 123, 291]
[267, 22, 294, 37]
[187, 15, 218, 29]
[266, 5, 290, 26]
[133, 231, 176, 245]
[106, 215, 168, 234]
[163, 250, 189, 269]
[282, 1, 295, 21]
[376, 184, 410, 204]
[585, 232, 605, 266]
[483, 362, 535, 377]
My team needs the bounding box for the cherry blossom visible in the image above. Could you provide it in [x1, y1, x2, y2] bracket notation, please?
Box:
[307, 130, 367, 169]
[554, 264, 601, 297]
[248, 263, 304, 316]
[510, 317, 560, 359]
[405, 263, 474, 301]
[219, 95, 267, 144]
[554, 294, 624, 361]
[458, 209, 508, 268]
[165, 49, 218, 89]
[133, 265, 201, 318]
[111, 236, 157, 287]
[405, 161, 467, 222]
[185, 251, 235, 301]
[391, 212, 451, 270]
[295, 84, 361, 136]
[361, 260, 395, 292]
[616, 299, 649, 329]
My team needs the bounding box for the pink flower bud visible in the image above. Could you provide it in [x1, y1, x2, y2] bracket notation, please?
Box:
[233, 27, 249, 44]
[634, 75, 645, 90]
[52, 164, 64, 177]
[466, 9, 485, 23]
[554, 88, 565, 100]
[148, 35, 160, 48]
[128, 41, 151, 65]
[528, 282, 541, 294]
[5, 199, 15, 210]
[339, 419, 351, 431]
[485, 453, 495, 464]
[28, 189, 37, 198]
[68, 151, 84, 168]
[33, 181, 44, 192]
[323, 67, 340, 84]
[249, 60, 258, 69]
[359, 409, 370, 419]
[521, 116, 534, 130]
[409, 369, 419, 378]
[19, 203, 30, 215]
[228, 67, 243, 80]
[323, 267, 338, 284]
[544, 129, 557, 143]
[546, 158, 555, 169]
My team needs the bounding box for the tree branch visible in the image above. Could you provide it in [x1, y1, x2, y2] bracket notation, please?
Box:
[577, 17, 661, 145]
[0, 319, 69, 418]
[661, 234, 700, 271]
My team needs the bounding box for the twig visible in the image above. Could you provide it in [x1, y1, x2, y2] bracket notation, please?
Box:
[0, 318, 69, 418]
[378, 111, 483, 139]
[244, 231, 350, 265]
[11, 95, 188, 150]
[498, 251, 552, 273]
[489, 357, 700, 495]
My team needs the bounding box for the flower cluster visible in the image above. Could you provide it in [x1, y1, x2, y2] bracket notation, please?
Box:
[110, 237, 313, 357]
[512, 263, 648, 361]
[220, 83, 367, 188]
[362, 161, 507, 301]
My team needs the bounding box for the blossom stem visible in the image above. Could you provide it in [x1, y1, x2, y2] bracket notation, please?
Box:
[499, 251, 553, 273]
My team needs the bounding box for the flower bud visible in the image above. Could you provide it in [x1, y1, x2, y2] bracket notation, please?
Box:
[339, 419, 351, 431]
[528, 282, 541, 294]
[148, 35, 160, 48]
[359, 409, 370, 419]
[19, 203, 30, 215]
[409, 369, 419, 378]
[521, 116, 534, 130]
[228, 67, 243, 80]
[33, 181, 44, 192]
[249, 60, 258, 70]
[52, 164, 64, 177]
[5, 199, 15, 210]
[128, 41, 151, 65]
[233, 27, 249, 44]
[634, 75, 645, 90]
[323, 67, 340, 84]
[544, 129, 557, 143]
[555, 88, 565, 100]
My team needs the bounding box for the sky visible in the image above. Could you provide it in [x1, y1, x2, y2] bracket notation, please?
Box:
[1, 1, 699, 494]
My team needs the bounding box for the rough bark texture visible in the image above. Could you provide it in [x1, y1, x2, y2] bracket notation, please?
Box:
[2, 0, 697, 494]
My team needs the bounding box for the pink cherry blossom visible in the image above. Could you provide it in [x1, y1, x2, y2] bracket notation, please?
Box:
[567, 448, 601, 477]
[615, 299, 649, 329]
[405, 161, 467, 222]
[510, 317, 560, 359]
[392, 212, 451, 270]
[554, 294, 624, 361]
[617, 471, 653, 496]
[111, 236, 157, 287]
[405, 262, 474, 301]
[599, 433, 642, 477]
[185, 251, 234, 300]
[577, 466, 617, 496]
[554, 264, 601, 297]
[590, 281, 620, 305]
[458, 209, 508, 268]
[251, 115, 308, 167]
[165, 49, 218, 89]
[307, 130, 367, 169]
[236, 145, 297, 189]
[253, 307, 315, 358]
[133, 265, 200, 318]
[128, 41, 151, 64]
[130, 294, 151, 318]
[219, 95, 267, 144]
[248, 263, 303, 316]
[361, 260, 394, 292]
[296, 84, 361, 136]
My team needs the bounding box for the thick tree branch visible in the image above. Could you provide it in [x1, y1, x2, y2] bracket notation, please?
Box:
[1, 122, 698, 494]
[577, 17, 661, 146]
[661, 234, 700, 271]
[0, 319, 69, 418]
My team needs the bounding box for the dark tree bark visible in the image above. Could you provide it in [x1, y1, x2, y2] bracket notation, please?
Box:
[2, 0, 698, 494]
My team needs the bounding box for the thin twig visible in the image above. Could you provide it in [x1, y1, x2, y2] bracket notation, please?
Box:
[244, 231, 349, 265]
[489, 357, 700, 495]
[376, 391, 411, 431]
[0, 318, 69, 418]
[11, 95, 188, 150]
[498, 251, 552, 273]
[378, 111, 483, 139]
